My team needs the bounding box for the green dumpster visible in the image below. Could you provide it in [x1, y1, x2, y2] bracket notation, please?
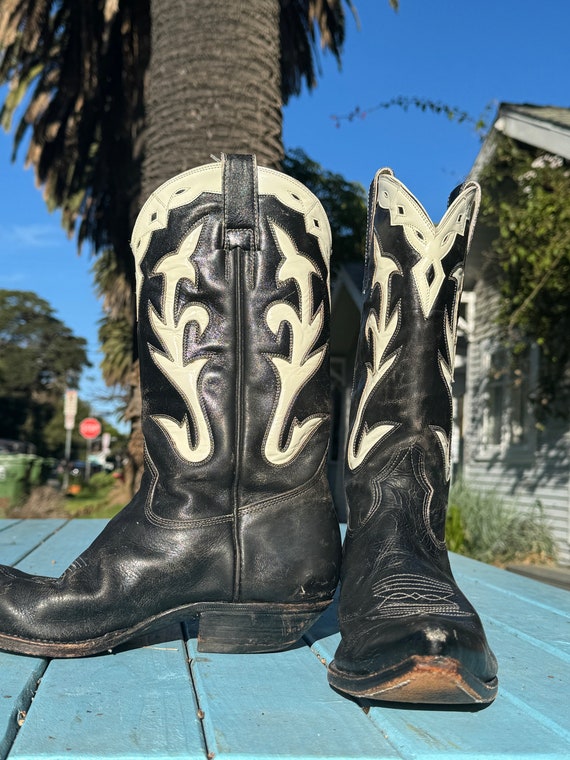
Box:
[0, 454, 31, 506]
[28, 455, 45, 486]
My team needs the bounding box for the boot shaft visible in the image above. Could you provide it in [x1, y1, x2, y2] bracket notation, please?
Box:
[346, 169, 480, 538]
[130, 155, 333, 522]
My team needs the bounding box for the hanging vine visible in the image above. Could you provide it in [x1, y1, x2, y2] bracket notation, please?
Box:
[479, 134, 570, 419]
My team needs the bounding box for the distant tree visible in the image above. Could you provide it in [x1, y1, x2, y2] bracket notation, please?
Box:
[0, 289, 90, 452]
[92, 249, 134, 389]
[283, 148, 367, 266]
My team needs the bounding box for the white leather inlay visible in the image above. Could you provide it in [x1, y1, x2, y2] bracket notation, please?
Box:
[258, 170, 332, 269]
[376, 173, 479, 319]
[131, 164, 222, 317]
[435, 266, 464, 482]
[347, 234, 400, 470]
[264, 221, 327, 466]
[431, 427, 452, 483]
[148, 224, 212, 463]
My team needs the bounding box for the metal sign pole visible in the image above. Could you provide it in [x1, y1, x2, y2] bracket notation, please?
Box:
[63, 389, 78, 493]
[85, 439, 92, 482]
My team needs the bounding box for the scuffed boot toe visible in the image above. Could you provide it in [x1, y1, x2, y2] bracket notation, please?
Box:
[329, 614, 498, 705]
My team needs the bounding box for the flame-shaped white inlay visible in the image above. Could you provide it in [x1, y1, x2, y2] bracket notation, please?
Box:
[376, 174, 477, 319]
[148, 224, 213, 462]
[347, 234, 401, 470]
[432, 266, 464, 481]
[264, 222, 327, 466]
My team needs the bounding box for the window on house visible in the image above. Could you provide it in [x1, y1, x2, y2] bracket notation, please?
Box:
[483, 348, 507, 447]
[510, 354, 531, 446]
[481, 344, 535, 454]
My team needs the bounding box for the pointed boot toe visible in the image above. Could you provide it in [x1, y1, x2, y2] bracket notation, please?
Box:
[329, 610, 498, 704]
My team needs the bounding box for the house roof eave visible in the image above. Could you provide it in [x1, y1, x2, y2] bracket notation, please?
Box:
[495, 105, 570, 160]
[470, 103, 570, 180]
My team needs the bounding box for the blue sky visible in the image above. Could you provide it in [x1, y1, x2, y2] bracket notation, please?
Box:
[0, 0, 568, 425]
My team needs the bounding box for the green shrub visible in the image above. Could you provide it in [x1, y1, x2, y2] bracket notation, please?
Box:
[79, 471, 115, 498]
[65, 470, 124, 517]
[446, 480, 556, 565]
[445, 503, 466, 554]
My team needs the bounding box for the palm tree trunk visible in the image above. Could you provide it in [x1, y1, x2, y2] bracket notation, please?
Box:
[124, 0, 284, 493]
[142, 0, 283, 198]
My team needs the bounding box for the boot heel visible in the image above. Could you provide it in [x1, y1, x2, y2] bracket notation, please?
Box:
[197, 606, 324, 653]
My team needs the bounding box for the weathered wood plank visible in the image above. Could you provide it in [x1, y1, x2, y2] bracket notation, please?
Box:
[0, 520, 67, 567]
[186, 633, 401, 760]
[1, 521, 75, 760]
[2, 520, 570, 759]
[308, 624, 570, 758]
[1, 521, 104, 760]
[0, 522, 21, 534]
[362, 695, 570, 760]
[451, 552, 570, 612]
[8, 639, 206, 760]
[12, 519, 107, 577]
[506, 563, 570, 590]
[0, 655, 47, 760]
[451, 554, 570, 660]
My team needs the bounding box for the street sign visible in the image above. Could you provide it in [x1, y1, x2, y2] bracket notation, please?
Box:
[79, 417, 101, 440]
[64, 389, 78, 416]
[64, 389, 78, 431]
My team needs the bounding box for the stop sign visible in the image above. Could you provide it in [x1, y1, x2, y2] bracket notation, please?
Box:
[79, 417, 102, 440]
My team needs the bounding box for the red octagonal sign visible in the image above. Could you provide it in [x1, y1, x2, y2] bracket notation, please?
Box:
[79, 417, 102, 440]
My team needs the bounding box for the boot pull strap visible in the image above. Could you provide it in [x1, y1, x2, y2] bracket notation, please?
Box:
[222, 153, 260, 251]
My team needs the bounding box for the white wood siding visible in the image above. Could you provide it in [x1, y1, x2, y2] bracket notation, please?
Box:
[462, 279, 570, 566]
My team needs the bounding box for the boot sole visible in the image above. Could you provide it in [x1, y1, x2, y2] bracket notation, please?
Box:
[0, 600, 331, 659]
[328, 655, 498, 705]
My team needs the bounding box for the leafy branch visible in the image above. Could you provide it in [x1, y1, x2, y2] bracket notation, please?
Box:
[331, 96, 491, 135]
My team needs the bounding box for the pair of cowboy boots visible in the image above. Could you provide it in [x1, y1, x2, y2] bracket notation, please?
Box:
[0, 155, 497, 705]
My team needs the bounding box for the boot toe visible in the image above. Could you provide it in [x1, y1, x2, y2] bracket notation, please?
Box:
[329, 613, 498, 704]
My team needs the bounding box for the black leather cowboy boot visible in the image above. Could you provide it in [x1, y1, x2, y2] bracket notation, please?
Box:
[328, 169, 498, 704]
[0, 154, 341, 658]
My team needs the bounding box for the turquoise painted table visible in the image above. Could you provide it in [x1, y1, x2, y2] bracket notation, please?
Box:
[0, 518, 569, 760]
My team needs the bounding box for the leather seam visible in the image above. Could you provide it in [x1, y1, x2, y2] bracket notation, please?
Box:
[410, 445, 446, 551]
[142, 448, 232, 529]
[347, 448, 406, 537]
[238, 455, 328, 515]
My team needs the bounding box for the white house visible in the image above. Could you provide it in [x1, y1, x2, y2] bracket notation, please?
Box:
[463, 103, 570, 566]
